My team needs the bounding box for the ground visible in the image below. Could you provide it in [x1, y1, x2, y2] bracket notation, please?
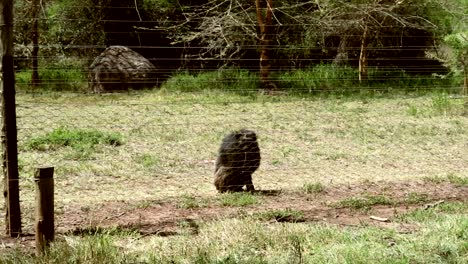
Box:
[2, 180, 466, 251]
[1, 92, 467, 259]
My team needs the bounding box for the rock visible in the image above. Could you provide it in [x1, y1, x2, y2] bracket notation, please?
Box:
[88, 46, 158, 93]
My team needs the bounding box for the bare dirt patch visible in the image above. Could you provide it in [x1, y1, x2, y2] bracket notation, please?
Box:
[54, 181, 467, 236]
[1, 181, 466, 251]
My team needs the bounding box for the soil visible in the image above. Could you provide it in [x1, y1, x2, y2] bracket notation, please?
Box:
[1, 181, 467, 250]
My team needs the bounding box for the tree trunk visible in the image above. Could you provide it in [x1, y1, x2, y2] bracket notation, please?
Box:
[463, 63, 467, 95]
[31, 0, 40, 88]
[256, 0, 274, 90]
[359, 26, 369, 83]
[334, 36, 348, 65]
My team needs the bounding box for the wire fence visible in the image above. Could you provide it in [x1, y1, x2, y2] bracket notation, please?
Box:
[8, 90, 468, 233]
[2, 2, 468, 234]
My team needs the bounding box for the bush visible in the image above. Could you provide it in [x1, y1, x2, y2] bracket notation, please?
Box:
[16, 58, 87, 92]
[162, 68, 259, 94]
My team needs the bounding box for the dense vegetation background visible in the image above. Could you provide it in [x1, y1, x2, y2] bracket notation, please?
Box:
[12, 0, 468, 92]
[2, 1, 467, 262]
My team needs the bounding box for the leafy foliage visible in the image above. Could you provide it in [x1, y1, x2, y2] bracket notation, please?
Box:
[11, 0, 467, 92]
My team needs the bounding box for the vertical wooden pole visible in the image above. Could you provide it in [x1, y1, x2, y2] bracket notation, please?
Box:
[256, 0, 274, 90]
[359, 25, 369, 83]
[30, 0, 40, 88]
[1, 0, 22, 237]
[35, 167, 54, 255]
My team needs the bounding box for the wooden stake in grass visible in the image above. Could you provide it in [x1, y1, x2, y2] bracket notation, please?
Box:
[35, 167, 55, 255]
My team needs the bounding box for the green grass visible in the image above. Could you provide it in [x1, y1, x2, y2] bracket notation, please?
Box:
[25, 127, 123, 160]
[161, 68, 259, 94]
[161, 65, 462, 97]
[395, 201, 468, 223]
[2, 201, 466, 263]
[335, 194, 395, 210]
[276, 64, 359, 94]
[218, 192, 260, 207]
[303, 182, 325, 194]
[255, 208, 305, 222]
[15, 66, 87, 92]
[26, 127, 123, 151]
[26, 127, 121, 149]
[432, 92, 455, 115]
[66, 226, 139, 237]
[446, 173, 468, 186]
[406, 92, 466, 117]
[134, 153, 161, 168]
[275, 64, 458, 95]
[423, 173, 468, 186]
[2, 88, 468, 263]
[177, 194, 210, 209]
[7, 90, 466, 206]
[403, 192, 430, 205]
[15, 62, 463, 95]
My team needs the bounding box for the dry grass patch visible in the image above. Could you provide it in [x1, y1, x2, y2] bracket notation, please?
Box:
[1, 91, 466, 233]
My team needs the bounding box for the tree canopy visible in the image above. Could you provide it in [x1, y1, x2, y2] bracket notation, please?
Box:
[12, 0, 468, 86]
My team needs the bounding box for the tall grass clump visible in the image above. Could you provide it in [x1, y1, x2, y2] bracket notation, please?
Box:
[275, 64, 457, 95]
[177, 194, 209, 209]
[276, 64, 359, 94]
[255, 208, 305, 222]
[0, 235, 139, 264]
[335, 194, 395, 211]
[24, 127, 123, 161]
[430, 173, 468, 186]
[162, 68, 259, 94]
[1, 202, 467, 263]
[431, 92, 456, 115]
[218, 192, 259, 207]
[16, 57, 87, 92]
[25, 127, 123, 160]
[303, 182, 325, 194]
[366, 69, 456, 93]
[26, 127, 123, 152]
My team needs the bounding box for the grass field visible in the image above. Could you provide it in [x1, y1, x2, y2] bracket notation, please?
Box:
[1, 89, 467, 263]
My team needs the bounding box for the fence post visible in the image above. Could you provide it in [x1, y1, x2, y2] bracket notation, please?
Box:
[1, 0, 22, 236]
[35, 167, 54, 255]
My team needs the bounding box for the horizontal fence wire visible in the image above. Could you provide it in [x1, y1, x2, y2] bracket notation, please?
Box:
[1, 1, 467, 235]
[3, 92, 468, 234]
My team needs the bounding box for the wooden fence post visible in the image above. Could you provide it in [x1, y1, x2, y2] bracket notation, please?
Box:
[1, 0, 22, 236]
[35, 167, 54, 255]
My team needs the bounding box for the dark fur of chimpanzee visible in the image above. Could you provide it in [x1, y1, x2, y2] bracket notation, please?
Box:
[214, 129, 261, 193]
